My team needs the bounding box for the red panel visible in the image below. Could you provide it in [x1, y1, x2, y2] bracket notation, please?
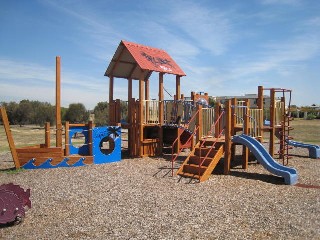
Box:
[122, 40, 186, 76]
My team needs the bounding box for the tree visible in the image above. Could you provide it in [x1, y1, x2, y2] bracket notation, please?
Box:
[33, 102, 55, 126]
[93, 101, 108, 126]
[0, 101, 19, 124]
[208, 97, 216, 107]
[15, 100, 33, 126]
[65, 103, 89, 123]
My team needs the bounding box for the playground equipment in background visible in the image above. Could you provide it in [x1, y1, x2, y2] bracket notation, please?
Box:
[287, 140, 320, 159]
[0, 57, 121, 170]
[0, 183, 31, 225]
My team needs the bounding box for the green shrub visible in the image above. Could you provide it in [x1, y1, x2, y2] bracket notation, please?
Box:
[306, 114, 316, 120]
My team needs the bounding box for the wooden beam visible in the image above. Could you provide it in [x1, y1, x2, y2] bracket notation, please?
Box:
[242, 99, 249, 169]
[0, 107, 20, 168]
[65, 121, 70, 156]
[269, 88, 276, 157]
[224, 100, 232, 175]
[175, 75, 181, 100]
[55, 56, 62, 148]
[109, 76, 114, 125]
[159, 73, 164, 124]
[45, 122, 50, 148]
[109, 44, 126, 76]
[145, 78, 150, 123]
[139, 70, 145, 156]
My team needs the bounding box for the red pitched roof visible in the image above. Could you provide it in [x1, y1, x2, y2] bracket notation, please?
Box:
[105, 40, 186, 80]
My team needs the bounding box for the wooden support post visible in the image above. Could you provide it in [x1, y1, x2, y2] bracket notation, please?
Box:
[242, 99, 249, 169]
[127, 78, 133, 153]
[196, 104, 203, 143]
[224, 100, 232, 175]
[279, 97, 286, 159]
[65, 121, 70, 156]
[145, 79, 149, 123]
[109, 76, 114, 125]
[45, 122, 50, 148]
[214, 102, 221, 138]
[258, 86, 264, 142]
[231, 98, 237, 135]
[175, 75, 181, 101]
[0, 107, 20, 168]
[269, 89, 276, 157]
[56, 56, 62, 148]
[159, 73, 164, 155]
[88, 121, 93, 156]
[139, 70, 145, 157]
[159, 73, 164, 124]
[116, 99, 121, 123]
[231, 98, 237, 162]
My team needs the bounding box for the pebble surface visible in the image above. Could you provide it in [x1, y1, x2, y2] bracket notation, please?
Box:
[0, 145, 319, 239]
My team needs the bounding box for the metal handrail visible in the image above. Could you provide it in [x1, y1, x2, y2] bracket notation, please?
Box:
[171, 125, 199, 177]
[171, 109, 200, 176]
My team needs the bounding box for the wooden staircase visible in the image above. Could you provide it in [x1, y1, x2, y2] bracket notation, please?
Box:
[176, 139, 225, 182]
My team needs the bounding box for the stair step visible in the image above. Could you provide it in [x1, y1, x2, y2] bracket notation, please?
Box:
[178, 172, 201, 180]
[188, 156, 213, 166]
[194, 148, 217, 158]
[183, 164, 207, 175]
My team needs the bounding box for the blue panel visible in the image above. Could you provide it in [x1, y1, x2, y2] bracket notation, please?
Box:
[92, 126, 121, 164]
[68, 126, 89, 155]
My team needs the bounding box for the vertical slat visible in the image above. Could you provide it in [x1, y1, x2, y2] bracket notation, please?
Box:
[269, 89, 276, 157]
[56, 56, 62, 148]
[224, 100, 232, 175]
[65, 121, 70, 156]
[45, 122, 50, 148]
[242, 100, 249, 169]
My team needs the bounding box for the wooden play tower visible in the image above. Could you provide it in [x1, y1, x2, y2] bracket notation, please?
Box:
[105, 40, 187, 157]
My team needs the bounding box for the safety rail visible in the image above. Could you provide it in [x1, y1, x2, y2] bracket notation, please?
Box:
[232, 106, 262, 138]
[171, 109, 200, 176]
[198, 111, 225, 176]
[248, 109, 262, 137]
[142, 100, 160, 124]
[202, 107, 215, 137]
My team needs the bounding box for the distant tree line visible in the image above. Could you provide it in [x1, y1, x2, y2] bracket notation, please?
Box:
[0, 100, 126, 126]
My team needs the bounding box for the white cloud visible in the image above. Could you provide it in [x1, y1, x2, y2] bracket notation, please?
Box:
[169, 2, 235, 55]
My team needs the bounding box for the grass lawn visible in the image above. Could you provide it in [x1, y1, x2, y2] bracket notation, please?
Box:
[290, 118, 320, 145]
[0, 119, 319, 153]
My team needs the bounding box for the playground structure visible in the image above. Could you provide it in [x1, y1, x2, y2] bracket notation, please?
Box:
[104, 40, 320, 185]
[0, 57, 121, 169]
[0, 183, 31, 225]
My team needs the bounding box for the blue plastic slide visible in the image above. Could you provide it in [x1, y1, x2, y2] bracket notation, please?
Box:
[287, 140, 320, 159]
[232, 134, 298, 185]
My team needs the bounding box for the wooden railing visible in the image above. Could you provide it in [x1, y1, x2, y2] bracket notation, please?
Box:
[198, 111, 225, 175]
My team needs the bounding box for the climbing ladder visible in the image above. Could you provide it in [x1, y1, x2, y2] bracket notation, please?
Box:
[277, 92, 293, 165]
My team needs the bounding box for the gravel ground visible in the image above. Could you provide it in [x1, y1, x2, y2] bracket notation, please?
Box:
[0, 145, 319, 240]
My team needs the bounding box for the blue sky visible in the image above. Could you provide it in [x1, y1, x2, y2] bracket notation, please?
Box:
[0, 0, 319, 109]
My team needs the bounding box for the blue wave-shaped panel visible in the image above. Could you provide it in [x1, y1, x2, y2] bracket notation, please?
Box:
[22, 157, 88, 169]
